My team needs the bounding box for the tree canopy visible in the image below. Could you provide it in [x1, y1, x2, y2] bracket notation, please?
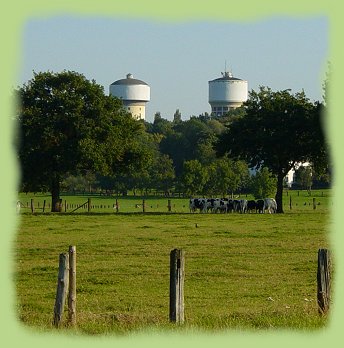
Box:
[217, 87, 329, 212]
[16, 70, 147, 211]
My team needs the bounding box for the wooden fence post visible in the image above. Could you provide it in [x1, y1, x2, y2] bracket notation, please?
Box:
[43, 200, 46, 213]
[289, 196, 292, 210]
[168, 200, 172, 212]
[317, 248, 331, 315]
[53, 253, 69, 328]
[142, 199, 146, 213]
[68, 246, 76, 326]
[169, 249, 185, 323]
[313, 198, 316, 210]
[115, 199, 119, 213]
[30, 199, 34, 214]
[88, 198, 91, 212]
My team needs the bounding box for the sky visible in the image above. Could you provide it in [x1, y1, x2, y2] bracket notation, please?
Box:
[19, 15, 328, 123]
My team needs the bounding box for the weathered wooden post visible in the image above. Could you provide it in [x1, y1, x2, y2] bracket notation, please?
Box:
[115, 199, 119, 213]
[53, 253, 69, 328]
[289, 195, 292, 210]
[30, 199, 35, 214]
[317, 248, 331, 315]
[43, 200, 46, 213]
[64, 200, 67, 212]
[168, 200, 172, 212]
[142, 199, 146, 213]
[313, 198, 316, 210]
[88, 198, 91, 212]
[68, 246, 76, 326]
[170, 249, 185, 323]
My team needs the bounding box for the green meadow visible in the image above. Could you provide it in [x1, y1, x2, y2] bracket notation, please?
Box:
[13, 190, 332, 335]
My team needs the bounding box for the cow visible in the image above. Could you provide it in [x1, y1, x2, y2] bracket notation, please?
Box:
[204, 198, 218, 213]
[263, 198, 277, 214]
[233, 199, 247, 214]
[226, 199, 235, 213]
[204, 198, 227, 213]
[256, 199, 265, 213]
[218, 199, 229, 213]
[189, 198, 207, 213]
[233, 200, 241, 213]
[246, 200, 257, 213]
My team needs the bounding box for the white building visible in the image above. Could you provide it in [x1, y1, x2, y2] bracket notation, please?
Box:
[208, 71, 248, 116]
[109, 73, 150, 120]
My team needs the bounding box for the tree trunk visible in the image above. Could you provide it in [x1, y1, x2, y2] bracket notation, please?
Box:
[51, 175, 62, 212]
[275, 172, 284, 213]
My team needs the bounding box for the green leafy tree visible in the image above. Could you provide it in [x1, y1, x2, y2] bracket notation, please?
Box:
[16, 70, 146, 211]
[181, 159, 209, 196]
[150, 153, 175, 195]
[217, 87, 328, 212]
[250, 167, 277, 199]
[160, 117, 217, 176]
[204, 158, 249, 197]
[294, 165, 313, 193]
[173, 109, 182, 123]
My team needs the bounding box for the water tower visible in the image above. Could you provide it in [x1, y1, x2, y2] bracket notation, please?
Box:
[109, 73, 150, 120]
[208, 70, 248, 116]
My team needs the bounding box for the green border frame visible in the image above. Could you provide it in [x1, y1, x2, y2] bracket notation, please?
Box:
[1, 0, 342, 346]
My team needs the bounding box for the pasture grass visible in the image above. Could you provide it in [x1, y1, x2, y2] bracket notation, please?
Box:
[13, 191, 332, 335]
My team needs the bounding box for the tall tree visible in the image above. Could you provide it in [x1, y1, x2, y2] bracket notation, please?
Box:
[217, 87, 328, 213]
[16, 70, 145, 211]
[204, 158, 249, 197]
[250, 167, 277, 199]
[181, 159, 209, 196]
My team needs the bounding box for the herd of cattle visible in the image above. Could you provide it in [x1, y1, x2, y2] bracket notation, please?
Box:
[189, 197, 278, 214]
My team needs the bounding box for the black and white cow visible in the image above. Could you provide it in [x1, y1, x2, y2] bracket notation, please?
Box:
[189, 198, 207, 213]
[256, 199, 265, 213]
[226, 199, 235, 213]
[263, 198, 277, 214]
[246, 200, 257, 213]
[233, 199, 247, 214]
[204, 198, 228, 213]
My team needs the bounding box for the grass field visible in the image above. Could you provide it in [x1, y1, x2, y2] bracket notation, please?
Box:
[13, 190, 332, 335]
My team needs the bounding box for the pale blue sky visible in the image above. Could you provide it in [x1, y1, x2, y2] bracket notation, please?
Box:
[19, 16, 328, 123]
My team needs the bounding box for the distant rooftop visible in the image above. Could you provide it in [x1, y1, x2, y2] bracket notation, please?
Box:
[209, 71, 243, 82]
[110, 73, 149, 86]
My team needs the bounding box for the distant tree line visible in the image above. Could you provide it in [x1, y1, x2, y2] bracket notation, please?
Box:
[15, 70, 331, 212]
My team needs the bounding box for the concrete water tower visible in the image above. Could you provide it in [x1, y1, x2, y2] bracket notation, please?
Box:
[109, 73, 150, 120]
[208, 70, 248, 116]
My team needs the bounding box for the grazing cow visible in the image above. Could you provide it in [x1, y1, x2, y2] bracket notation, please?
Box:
[218, 199, 229, 213]
[233, 200, 241, 213]
[263, 198, 277, 214]
[226, 199, 235, 213]
[256, 199, 265, 213]
[189, 198, 207, 213]
[205, 198, 227, 213]
[239, 199, 248, 214]
[246, 200, 257, 213]
[233, 199, 247, 214]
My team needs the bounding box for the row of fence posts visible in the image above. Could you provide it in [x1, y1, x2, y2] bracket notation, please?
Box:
[25, 198, 173, 213]
[53, 246, 331, 328]
[288, 196, 318, 210]
[24, 197, 320, 214]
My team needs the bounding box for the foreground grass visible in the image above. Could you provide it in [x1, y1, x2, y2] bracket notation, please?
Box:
[13, 207, 331, 335]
